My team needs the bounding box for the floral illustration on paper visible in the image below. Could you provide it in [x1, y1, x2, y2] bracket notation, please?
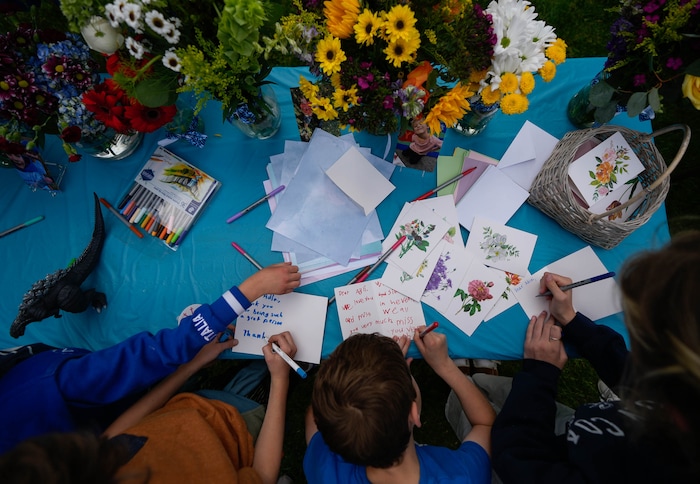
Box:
[397, 219, 436, 257]
[399, 259, 429, 283]
[500, 272, 522, 301]
[588, 139, 632, 202]
[424, 252, 456, 299]
[479, 227, 519, 262]
[454, 279, 495, 316]
[604, 177, 641, 221]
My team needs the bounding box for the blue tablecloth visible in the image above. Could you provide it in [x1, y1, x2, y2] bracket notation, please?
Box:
[0, 58, 670, 359]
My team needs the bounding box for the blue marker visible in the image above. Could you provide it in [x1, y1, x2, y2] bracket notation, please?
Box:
[537, 271, 616, 297]
[269, 340, 307, 379]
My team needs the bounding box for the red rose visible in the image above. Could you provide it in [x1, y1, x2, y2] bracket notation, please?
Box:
[69, 153, 82, 162]
[60, 125, 82, 143]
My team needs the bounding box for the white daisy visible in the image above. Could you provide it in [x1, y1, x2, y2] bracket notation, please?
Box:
[145, 10, 170, 35]
[163, 25, 181, 44]
[170, 16, 182, 29]
[529, 20, 556, 47]
[162, 49, 182, 72]
[122, 2, 142, 30]
[125, 36, 145, 59]
[105, 3, 123, 28]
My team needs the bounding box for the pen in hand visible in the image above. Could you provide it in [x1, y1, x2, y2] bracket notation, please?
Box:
[269, 339, 307, 379]
[537, 271, 616, 297]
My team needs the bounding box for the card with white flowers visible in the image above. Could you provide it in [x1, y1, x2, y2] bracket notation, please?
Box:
[465, 216, 537, 276]
[567, 132, 645, 208]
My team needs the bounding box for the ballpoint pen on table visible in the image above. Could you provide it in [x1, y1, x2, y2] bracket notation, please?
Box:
[0, 215, 44, 238]
[413, 167, 477, 201]
[230, 242, 263, 270]
[226, 185, 285, 223]
[327, 235, 407, 306]
[99, 198, 144, 239]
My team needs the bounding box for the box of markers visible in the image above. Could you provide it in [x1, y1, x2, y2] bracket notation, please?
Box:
[117, 146, 220, 250]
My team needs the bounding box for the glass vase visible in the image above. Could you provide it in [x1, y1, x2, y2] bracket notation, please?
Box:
[566, 82, 597, 129]
[79, 129, 144, 160]
[453, 97, 500, 136]
[227, 85, 282, 140]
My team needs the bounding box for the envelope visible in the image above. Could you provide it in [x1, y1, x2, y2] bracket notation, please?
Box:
[498, 120, 559, 191]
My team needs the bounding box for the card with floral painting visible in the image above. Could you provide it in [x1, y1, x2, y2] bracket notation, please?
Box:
[382, 201, 450, 274]
[465, 216, 537, 275]
[392, 117, 446, 172]
[422, 244, 475, 316]
[445, 263, 509, 337]
[567, 131, 645, 208]
[484, 270, 528, 322]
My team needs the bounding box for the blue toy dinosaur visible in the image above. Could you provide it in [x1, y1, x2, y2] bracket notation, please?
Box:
[10, 193, 107, 338]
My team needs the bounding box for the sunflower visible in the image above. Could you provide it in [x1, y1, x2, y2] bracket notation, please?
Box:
[354, 9, 382, 46]
[384, 30, 420, 68]
[333, 85, 359, 112]
[324, 0, 361, 39]
[500, 92, 529, 115]
[312, 96, 339, 121]
[425, 82, 473, 134]
[315, 36, 347, 75]
[383, 4, 417, 41]
[299, 76, 320, 100]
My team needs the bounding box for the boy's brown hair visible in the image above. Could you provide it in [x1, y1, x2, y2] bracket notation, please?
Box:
[311, 333, 417, 468]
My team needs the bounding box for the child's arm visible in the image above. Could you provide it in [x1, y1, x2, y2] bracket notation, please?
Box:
[413, 329, 496, 454]
[253, 331, 296, 484]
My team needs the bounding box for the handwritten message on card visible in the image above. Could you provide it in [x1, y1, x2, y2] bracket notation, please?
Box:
[232, 292, 327, 364]
[335, 280, 426, 340]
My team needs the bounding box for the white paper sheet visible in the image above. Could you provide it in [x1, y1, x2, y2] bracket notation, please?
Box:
[231, 292, 328, 364]
[499, 120, 559, 191]
[465, 216, 537, 275]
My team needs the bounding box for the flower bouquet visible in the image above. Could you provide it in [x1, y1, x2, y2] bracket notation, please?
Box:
[269, 0, 564, 137]
[577, 0, 700, 126]
[0, 24, 103, 163]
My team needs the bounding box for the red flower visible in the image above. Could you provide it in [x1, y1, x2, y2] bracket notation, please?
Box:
[60, 125, 82, 143]
[0, 136, 26, 154]
[124, 102, 176, 132]
[69, 153, 82, 162]
[82, 81, 130, 133]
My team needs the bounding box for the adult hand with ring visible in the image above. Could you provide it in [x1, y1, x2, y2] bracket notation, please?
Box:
[523, 311, 568, 369]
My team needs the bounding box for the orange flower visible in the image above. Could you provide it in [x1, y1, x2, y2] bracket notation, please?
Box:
[596, 161, 614, 184]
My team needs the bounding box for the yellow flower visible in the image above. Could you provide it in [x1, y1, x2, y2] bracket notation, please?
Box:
[299, 76, 320, 100]
[682, 74, 700, 110]
[354, 9, 382, 46]
[424, 29, 437, 45]
[383, 4, 417, 41]
[324, 0, 361, 39]
[499, 72, 518, 94]
[519, 71, 535, 95]
[500, 92, 529, 114]
[384, 29, 420, 67]
[313, 96, 339, 121]
[480, 86, 502, 105]
[315, 36, 347, 75]
[538, 60, 556, 82]
[330, 72, 342, 89]
[546, 38, 567, 65]
[425, 82, 473, 134]
[333, 85, 359, 111]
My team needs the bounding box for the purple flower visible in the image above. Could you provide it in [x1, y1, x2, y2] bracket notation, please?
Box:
[666, 57, 683, 70]
[382, 95, 394, 109]
[633, 74, 647, 86]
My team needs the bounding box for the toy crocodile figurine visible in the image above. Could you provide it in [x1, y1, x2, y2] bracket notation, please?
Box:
[10, 193, 107, 338]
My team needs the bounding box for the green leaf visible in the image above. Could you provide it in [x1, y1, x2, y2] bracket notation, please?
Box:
[594, 101, 617, 124]
[648, 87, 661, 112]
[685, 59, 700, 76]
[627, 92, 648, 117]
[134, 78, 178, 108]
[589, 81, 615, 107]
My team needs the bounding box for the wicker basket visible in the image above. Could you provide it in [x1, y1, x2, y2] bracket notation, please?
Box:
[528, 124, 690, 250]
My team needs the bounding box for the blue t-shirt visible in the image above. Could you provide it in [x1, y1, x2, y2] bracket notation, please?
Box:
[304, 432, 491, 483]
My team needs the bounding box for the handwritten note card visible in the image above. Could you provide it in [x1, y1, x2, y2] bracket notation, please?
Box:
[231, 292, 328, 364]
[335, 280, 427, 340]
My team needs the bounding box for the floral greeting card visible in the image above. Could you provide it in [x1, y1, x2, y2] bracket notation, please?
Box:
[445, 263, 509, 337]
[422, 245, 475, 316]
[465, 216, 537, 275]
[484, 271, 528, 322]
[382, 201, 450, 274]
[567, 131, 645, 208]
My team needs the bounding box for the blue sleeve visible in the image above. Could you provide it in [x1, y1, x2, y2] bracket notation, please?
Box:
[563, 312, 629, 388]
[56, 285, 251, 405]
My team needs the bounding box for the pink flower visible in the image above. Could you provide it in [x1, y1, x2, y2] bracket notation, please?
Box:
[633, 74, 647, 87]
[467, 280, 494, 302]
[666, 57, 683, 70]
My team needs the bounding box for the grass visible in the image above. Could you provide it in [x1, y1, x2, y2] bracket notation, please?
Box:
[199, 1, 700, 481]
